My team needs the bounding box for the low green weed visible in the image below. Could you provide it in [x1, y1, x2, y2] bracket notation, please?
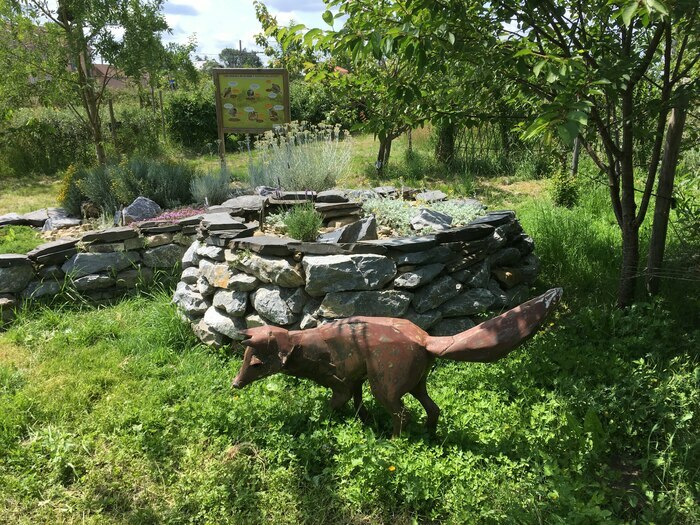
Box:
[0, 225, 42, 254]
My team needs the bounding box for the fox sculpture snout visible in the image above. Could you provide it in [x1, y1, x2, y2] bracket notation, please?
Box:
[233, 288, 562, 436]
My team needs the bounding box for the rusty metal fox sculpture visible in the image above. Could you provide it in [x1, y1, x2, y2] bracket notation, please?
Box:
[233, 288, 562, 436]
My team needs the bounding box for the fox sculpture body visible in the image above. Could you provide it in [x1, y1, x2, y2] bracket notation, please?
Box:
[233, 288, 562, 436]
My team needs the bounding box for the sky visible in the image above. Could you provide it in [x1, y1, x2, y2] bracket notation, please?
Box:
[161, 0, 329, 62]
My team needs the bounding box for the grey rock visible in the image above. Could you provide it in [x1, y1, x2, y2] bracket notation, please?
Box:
[21, 208, 50, 227]
[73, 273, 115, 291]
[469, 210, 516, 227]
[0, 213, 25, 226]
[317, 216, 378, 244]
[191, 318, 228, 347]
[245, 314, 268, 328]
[43, 215, 81, 231]
[412, 275, 463, 313]
[0, 293, 16, 324]
[230, 253, 304, 288]
[38, 265, 64, 280]
[488, 279, 508, 309]
[451, 260, 491, 289]
[0, 254, 31, 268]
[299, 313, 318, 330]
[319, 290, 412, 318]
[115, 268, 154, 289]
[394, 263, 445, 289]
[61, 251, 140, 279]
[122, 197, 162, 224]
[373, 186, 398, 198]
[488, 247, 522, 268]
[430, 317, 476, 336]
[316, 190, 349, 203]
[232, 236, 293, 257]
[415, 190, 447, 203]
[173, 282, 209, 316]
[197, 275, 215, 297]
[199, 259, 234, 289]
[403, 308, 442, 330]
[393, 245, 457, 266]
[228, 272, 259, 292]
[144, 233, 174, 248]
[21, 280, 61, 299]
[200, 213, 246, 232]
[506, 284, 529, 307]
[0, 266, 31, 298]
[181, 266, 199, 285]
[302, 254, 396, 296]
[251, 285, 299, 325]
[410, 208, 452, 231]
[82, 226, 138, 243]
[213, 290, 247, 317]
[346, 189, 378, 201]
[221, 194, 266, 211]
[440, 288, 496, 317]
[361, 235, 437, 253]
[181, 240, 202, 269]
[513, 234, 535, 256]
[196, 245, 225, 261]
[203, 306, 247, 339]
[435, 223, 494, 243]
[84, 242, 126, 253]
[142, 244, 185, 268]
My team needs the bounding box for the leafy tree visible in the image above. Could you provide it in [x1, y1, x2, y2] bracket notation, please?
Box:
[218, 47, 262, 68]
[282, 0, 699, 306]
[1, 0, 170, 165]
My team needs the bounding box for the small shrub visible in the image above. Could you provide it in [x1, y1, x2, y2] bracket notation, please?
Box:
[550, 170, 579, 208]
[248, 121, 352, 192]
[165, 85, 218, 151]
[283, 204, 323, 241]
[0, 225, 42, 254]
[77, 164, 120, 215]
[190, 169, 232, 206]
[57, 164, 85, 217]
[114, 106, 162, 157]
[128, 158, 195, 210]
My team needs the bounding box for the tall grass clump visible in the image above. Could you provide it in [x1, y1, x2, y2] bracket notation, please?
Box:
[248, 122, 352, 192]
[190, 169, 232, 206]
[58, 158, 196, 216]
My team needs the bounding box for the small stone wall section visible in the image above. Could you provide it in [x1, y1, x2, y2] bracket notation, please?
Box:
[0, 219, 202, 325]
[174, 210, 540, 346]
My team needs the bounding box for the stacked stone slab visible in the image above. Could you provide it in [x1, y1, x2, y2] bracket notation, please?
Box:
[174, 210, 541, 346]
[0, 217, 212, 325]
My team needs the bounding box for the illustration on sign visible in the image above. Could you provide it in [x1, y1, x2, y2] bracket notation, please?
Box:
[213, 68, 290, 134]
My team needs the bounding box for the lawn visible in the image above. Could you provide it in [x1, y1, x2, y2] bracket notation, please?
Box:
[0, 176, 62, 216]
[0, 166, 698, 522]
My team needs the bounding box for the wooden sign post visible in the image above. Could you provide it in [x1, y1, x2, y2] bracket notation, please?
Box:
[212, 68, 291, 170]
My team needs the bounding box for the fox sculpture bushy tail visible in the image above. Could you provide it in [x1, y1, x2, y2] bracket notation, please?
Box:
[232, 288, 563, 436]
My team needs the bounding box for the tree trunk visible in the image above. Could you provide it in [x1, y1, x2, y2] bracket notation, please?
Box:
[646, 98, 688, 295]
[571, 136, 581, 177]
[376, 135, 393, 175]
[434, 122, 456, 165]
[617, 88, 639, 307]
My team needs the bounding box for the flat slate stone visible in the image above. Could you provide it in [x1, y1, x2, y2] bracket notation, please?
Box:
[316, 217, 378, 244]
[319, 290, 412, 318]
[177, 215, 204, 227]
[435, 223, 495, 243]
[410, 208, 452, 231]
[221, 195, 266, 211]
[138, 223, 182, 234]
[62, 251, 141, 278]
[469, 210, 516, 227]
[415, 190, 447, 203]
[21, 280, 61, 300]
[394, 263, 445, 289]
[142, 244, 186, 268]
[21, 208, 50, 227]
[361, 235, 437, 253]
[392, 245, 458, 266]
[34, 247, 78, 266]
[411, 275, 463, 313]
[82, 226, 139, 243]
[314, 201, 362, 213]
[232, 236, 294, 257]
[429, 317, 476, 336]
[0, 264, 34, 293]
[303, 254, 396, 296]
[27, 238, 79, 261]
[317, 190, 348, 203]
[0, 213, 26, 226]
[0, 254, 32, 268]
[200, 213, 246, 231]
[373, 186, 398, 198]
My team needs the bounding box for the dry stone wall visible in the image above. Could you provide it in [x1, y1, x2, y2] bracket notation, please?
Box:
[174, 210, 540, 346]
[0, 220, 200, 324]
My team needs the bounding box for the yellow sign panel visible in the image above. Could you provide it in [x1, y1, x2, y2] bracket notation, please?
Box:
[213, 68, 290, 134]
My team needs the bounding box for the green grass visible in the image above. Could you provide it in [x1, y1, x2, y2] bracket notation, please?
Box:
[0, 225, 43, 254]
[0, 176, 61, 215]
[1, 126, 698, 524]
